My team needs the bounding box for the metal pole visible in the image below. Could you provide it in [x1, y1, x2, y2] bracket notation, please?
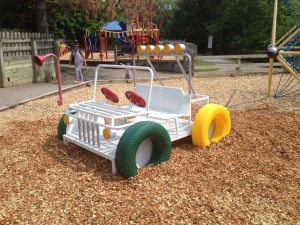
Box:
[52, 54, 63, 106]
[99, 29, 103, 61]
[268, 0, 278, 96]
[105, 30, 108, 60]
[0, 40, 5, 87]
[145, 56, 164, 86]
[33, 53, 63, 106]
[175, 54, 195, 94]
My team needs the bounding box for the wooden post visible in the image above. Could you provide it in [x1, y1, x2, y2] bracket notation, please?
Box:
[279, 50, 300, 55]
[53, 39, 59, 58]
[136, 15, 139, 46]
[105, 30, 108, 60]
[278, 27, 300, 49]
[0, 40, 5, 87]
[99, 29, 103, 62]
[191, 55, 194, 76]
[268, 0, 278, 96]
[271, 0, 278, 47]
[276, 25, 297, 46]
[268, 58, 275, 96]
[236, 58, 241, 74]
[114, 45, 118, 65]
[31, 38, 38, 83]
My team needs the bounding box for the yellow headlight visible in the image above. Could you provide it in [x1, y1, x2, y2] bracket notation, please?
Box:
[103, 128, 111, 140]
[174, 44, 186, 54]
[63, 115, 70, 125]
[145, 45, 154, 55]
[164, 44, 174, 55]
[137, 45, 146, 54]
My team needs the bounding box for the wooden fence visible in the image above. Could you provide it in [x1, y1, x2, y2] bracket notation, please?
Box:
[0, 31, 58, 88]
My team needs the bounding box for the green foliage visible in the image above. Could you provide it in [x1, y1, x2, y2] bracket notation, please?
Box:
[152, 0, 178, 39]
[0, 0, 106, 41]
[168, 0, 219, 52]
[206, 0, 274, 54]
[1, 0, 299, 55]
[49, 9, 93, 40]
[0, 0, 35, 31]
[167, 0, 298, 54]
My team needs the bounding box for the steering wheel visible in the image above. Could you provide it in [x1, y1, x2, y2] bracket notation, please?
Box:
[125, 91, 146, 107]
[101, 87, 119, 103]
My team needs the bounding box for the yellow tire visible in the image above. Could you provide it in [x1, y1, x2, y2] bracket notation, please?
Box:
[192, 104, 231, 148]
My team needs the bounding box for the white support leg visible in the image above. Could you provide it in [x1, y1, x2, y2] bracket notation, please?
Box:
[111, 160, 117, 175]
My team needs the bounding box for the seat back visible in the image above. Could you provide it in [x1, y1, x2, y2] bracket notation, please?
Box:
[135, 84, 190, 115]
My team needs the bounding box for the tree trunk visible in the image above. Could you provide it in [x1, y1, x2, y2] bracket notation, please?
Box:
[36, 0, 49, 33]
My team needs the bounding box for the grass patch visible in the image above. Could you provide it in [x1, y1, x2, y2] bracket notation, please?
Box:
[194, 59, 214, 66]
[60, 66, 75, 73]
[260, 65, 282, 68]
[225, 58, 252, 64]
[194, 68, 220, 72]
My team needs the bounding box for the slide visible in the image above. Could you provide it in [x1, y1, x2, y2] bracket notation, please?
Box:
[115, 36, 131, 46]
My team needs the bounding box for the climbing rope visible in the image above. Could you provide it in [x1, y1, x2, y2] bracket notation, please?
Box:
[282, 55, 300, 72]
[274, 67, 300, 97]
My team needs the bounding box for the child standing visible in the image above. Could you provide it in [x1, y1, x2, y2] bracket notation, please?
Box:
[69, 43, 86, 83]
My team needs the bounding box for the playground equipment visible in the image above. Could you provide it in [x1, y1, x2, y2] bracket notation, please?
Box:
[84, 17, 162, 61]
[84, 30, 102, 60]
[59, 41, 68, 57]
[268, 0, 300, 97]
[58, 44, 231, 179]
[33, 54, 63, 106]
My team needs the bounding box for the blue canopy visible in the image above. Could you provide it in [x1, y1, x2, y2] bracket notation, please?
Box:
[102, 21, 122, 31]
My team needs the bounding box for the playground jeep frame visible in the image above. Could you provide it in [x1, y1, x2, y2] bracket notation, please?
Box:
[58, 44, 231, 179]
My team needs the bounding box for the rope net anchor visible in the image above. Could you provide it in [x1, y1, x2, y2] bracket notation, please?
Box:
[268, 0, 300, 97]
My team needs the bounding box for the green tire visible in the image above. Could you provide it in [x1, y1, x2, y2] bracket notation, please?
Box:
[57, 114, 67, 141]
[57, 110, 76, 141]
[115, 121, 171, 179]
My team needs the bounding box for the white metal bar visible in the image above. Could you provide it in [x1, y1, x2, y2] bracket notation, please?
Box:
[93, 64, 154, 101]
[69, 103, 149, 120]
[183, 53, 194, 95]
[112, 161, 117, 174]
[63, 134, 115, 161]
[72, 104, 119, 117]
[65, 111, 148, 130]
[86, 102, 136, 115]
[82, 118, 86, 142]
[96, 125, 100, 147]
[145, 56, 164, 85]
[175, 55, 195, 94]
[92, 115, 96, 145]
[174, 118, 179, 135]
[87, 114, 91, 144]
[78, 118, 82, 140]
[69, 105, 130, 119]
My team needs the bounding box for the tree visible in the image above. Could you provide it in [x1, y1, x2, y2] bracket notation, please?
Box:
[206, 0, 275, 54]
[153, 0, 178, 39]
[36, 0, 48, 33]
[168, 0, 219, 53]
[37, 0, 163, 34]
[36, 0, 102, 33]
[167, 0, 294, 54]
[0, 0, 35, 31]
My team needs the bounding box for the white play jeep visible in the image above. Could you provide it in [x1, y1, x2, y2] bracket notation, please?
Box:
[58, 63, 231, 179]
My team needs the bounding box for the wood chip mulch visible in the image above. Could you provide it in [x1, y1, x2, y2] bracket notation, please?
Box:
[0, 73, 299, 224]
